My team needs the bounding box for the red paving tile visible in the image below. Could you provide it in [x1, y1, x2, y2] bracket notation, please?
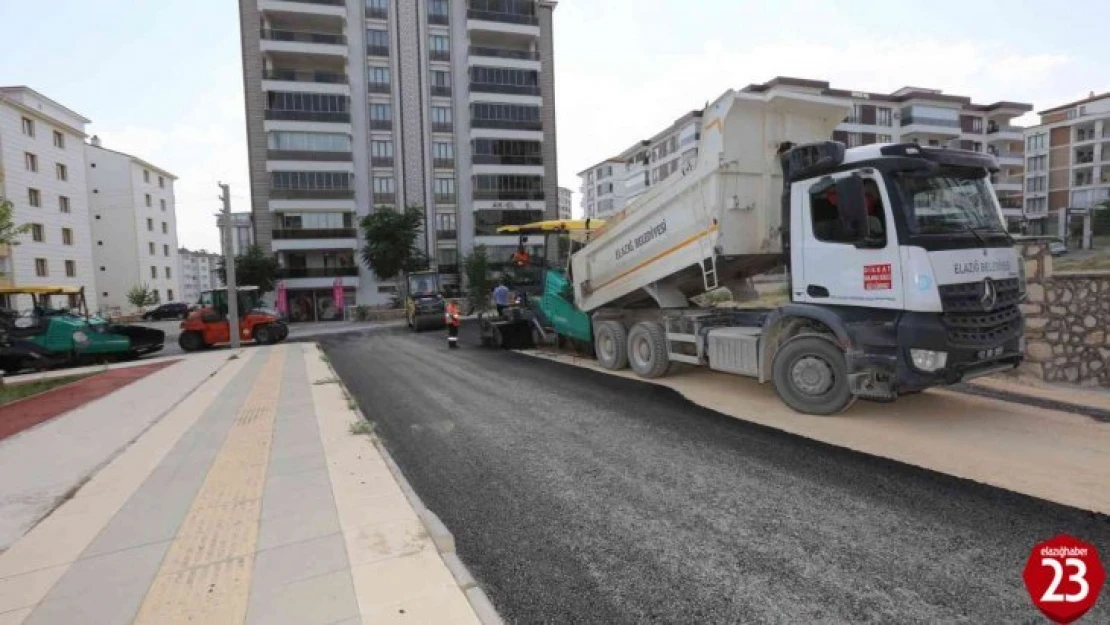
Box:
[0, 361, 179, 441]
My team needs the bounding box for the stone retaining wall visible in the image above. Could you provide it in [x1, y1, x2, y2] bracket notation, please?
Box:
[1017, 240, 1110, 386]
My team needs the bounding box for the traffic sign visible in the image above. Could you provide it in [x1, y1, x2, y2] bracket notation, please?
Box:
[1022, 535, 1104, 624]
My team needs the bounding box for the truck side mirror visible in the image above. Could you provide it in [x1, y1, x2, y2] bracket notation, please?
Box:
[834, 175, 868, 243]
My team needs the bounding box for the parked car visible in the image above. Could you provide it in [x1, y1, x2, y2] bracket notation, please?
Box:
[142, 302, 191, 321]
[1048, 240, 1068, 257]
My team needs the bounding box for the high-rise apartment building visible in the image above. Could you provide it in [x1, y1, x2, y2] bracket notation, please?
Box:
[216, 211, 255, 256]
[0, 87, 98, 312]
[557, 185, 571, 219]
[579, 77, 1031, 226]
[178, 248, 223, 305]
[1023, 91, 1110, 244]
[239, 0, 559, 314]
[86, 138, 182, 314]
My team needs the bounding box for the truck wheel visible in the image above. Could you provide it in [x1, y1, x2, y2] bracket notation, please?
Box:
[594, 321, 628, 370]
[771, 335, 854, 416]
[254, 324, 273, 345]
[627, 322, 669, 378]
[178, 331, 205, 352]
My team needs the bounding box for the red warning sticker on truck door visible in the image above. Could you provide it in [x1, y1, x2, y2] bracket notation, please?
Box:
[864, 263, 893, 290]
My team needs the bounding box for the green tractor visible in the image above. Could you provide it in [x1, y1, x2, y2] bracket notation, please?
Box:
[0, 286, 165, 374]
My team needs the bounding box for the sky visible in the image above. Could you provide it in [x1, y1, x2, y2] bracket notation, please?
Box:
[1, 0, 1107, 249]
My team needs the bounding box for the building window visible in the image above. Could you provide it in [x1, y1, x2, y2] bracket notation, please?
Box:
[1027, 133, 1046, 151]
[62, 228, 73, 245]
[430, 70, 451, 96]
[164, 244, 170, 256]
[847, 133, 862, 148]
[167, 289, 174, 301]
[270, 171, 353, 191]
[1027, 176, 1046, 192]
[65, 260, 76, 277]
[1027, 155, 1047, 171]
[35, 258, 47, 277]
[433, 141, 454, 166]
[367, 28, 389, 56]
[267, 131, 352, 153]
[144, 170, 150, 183]
[876, 108, 892, 127]
[165, 267, 172, 279]
[59, 196, 70, 213]
[470, 102, 540, 129]
[434, 177, 456, 203]
[25, 153, 38, 172]
[53, 131, 64, 148]
[367, 0, 389, 18]
[371, 140, 394, 158]
[149, 242, 156, 255]
[162, 222, 168, 234]
[429, 35, 450, 61]
[151, 266, 157, 279]
[145, 194, 152, 207]
[372, 177, 395, 194]
[436, 213, 456, 231]
[428, 0, 449, 23]
[469, 66, 539, 95]
[56, 163, 67, 181]
[147, 218, 154, 231]
[159, 176, 165, 188]
[160, 199, 166, 211]
[370, 103, 392, 128]
[368, 66, 391, 93]
[877, 134, 892, 143]
[21, 117, 34, 137]
[431, 106, 452, 131]
[31, 224, 44, 242]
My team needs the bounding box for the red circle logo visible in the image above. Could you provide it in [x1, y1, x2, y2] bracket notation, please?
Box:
[1022, 535, 1105, 624]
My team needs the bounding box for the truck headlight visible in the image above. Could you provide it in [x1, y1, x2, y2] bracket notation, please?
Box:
[910, 349, 947, 372]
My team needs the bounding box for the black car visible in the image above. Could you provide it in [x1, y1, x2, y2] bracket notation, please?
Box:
[142, 302, 190, 321]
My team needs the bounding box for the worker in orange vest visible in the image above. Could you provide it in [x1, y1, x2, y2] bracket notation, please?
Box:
[445, 298, 461, 348]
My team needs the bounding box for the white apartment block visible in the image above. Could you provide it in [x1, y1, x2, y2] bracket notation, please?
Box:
[85, 138, 181, 314]
[0, 87, 98, 312]
[579, 77, 1031, 226]
[1023, 91, 1110, 245]
[217, 211, 255, 255]
[239, 0, 559, 319]
[557, 185, 571, 219]
[179, 248, 223, 304]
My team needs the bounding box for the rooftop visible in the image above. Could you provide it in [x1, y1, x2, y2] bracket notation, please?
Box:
[741, 76, 1031, 113]
[87, 139, 178, 181]
[1038, 91, 1110, 115]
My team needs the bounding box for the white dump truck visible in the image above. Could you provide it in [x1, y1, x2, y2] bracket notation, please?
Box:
[567, 88, 1026, 414]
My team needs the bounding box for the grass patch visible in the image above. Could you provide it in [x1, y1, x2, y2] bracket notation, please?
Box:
[0, 374, 91, 407]
[349, 419, 376, 436]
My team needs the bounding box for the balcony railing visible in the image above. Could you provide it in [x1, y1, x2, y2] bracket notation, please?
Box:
[367, 45, 390, 57]
[467, 9, 538, 25]
[373, 193, 396, 205]
[900, 116, 960, 129]
[473, 190, 544, 201]
[436, 229, 457, 240]
[366, 6, 388, 19]
[435, 194, 457, 204]
[267, 149, 353, 162]
[1076, 154, 1096, 165]
[278, 266, 359, 279]
[371, 156, 394, 167]
[273, 228, 357, 239]
[370, 119, 393, 130]
[472, 155, 543, 166]
[471, 118, 542, 131]
[433, 158, 455, 169]
[431, 85, 452, 97]
[261, 29, 346, 45]
[988, 124, 1022, 134]
[264, 69, 347, 84]
[469, 82, 540, 96]
[429, 12, 449, 25]
[265, 110, 351, 123]
[368, 82, 391, 93]
[430, 50, 451, 61]
[468, 46, 539, 60]
[270, 188, 355, 200]
[432, 122, 454, 133]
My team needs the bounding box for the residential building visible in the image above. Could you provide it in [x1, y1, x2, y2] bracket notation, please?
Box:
[179, 248, 223, 304]
[557, 185, 571, 219]
[577, 158, 623, 220]
[0, 86, 98, 312]
[238, 0, 560, 318]
[1023, 91, 1110, 245]
[217, 211, 254, 255]
[85, 137, 182, 314]
[579, 77, 1031, 226]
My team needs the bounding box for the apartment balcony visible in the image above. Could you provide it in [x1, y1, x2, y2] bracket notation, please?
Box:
[371, 156, 394, 167]
[987, 124, 1024, 142]
[265, 110, 351, 123]
[469, 82, 540, 96]
[370, 119, 393, 131]
[433, 158, 455, 169]
[472, 154, 542, 166]
[267, 149, 353, 162]
[436, 229, 457, 240]
[372, 193, 396, 205]
[430, 50, 451, 62]
[263, 69, 347, 84]
[272, 229, 358, 252]
[277, 266, 360, 279]
[366, 45, 390, 57]
[368, 82, 391, 94]
[270, 188, 355, 200]
[434, 194, 457, 205]
[273, 228, 356, 239]
[990, 174, 1023, 193]
[988, 150, 1023, 167]
[467, 8, 538, 26]
[429, 11, 449, 25]
[431, 85, 452, 97]
[473, 190, 544, 201]
[470, 118, 542, 132]
[468, 46, 540, 70]
[467, 9, 540, 37]
[432, 122, 454, 133]
[366, 5, 388, 20]
[260, 29, 348, 58]
[899, 116, 960, 138]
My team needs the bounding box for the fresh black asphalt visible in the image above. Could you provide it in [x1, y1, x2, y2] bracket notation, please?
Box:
[320, 324, 1110, 625]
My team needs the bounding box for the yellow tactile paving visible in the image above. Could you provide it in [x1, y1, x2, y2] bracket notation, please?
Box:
[133, 347, 286, 625]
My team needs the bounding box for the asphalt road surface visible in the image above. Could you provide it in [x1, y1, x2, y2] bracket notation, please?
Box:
[321, 324, 1110, 625]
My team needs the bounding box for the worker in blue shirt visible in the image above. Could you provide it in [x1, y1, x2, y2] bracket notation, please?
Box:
[492, 282, 511, 317]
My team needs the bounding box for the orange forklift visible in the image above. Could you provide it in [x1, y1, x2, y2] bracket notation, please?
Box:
[178, 286, 289, 351]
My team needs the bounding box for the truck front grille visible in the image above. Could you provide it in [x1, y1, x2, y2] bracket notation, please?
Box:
[938, 279, 1023, 347]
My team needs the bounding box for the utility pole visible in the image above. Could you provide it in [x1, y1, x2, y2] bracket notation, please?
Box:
[219, 183, 241, 348]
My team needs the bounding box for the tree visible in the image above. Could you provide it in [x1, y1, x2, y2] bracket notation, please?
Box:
[127, 284, 159, 313]
[216, 244, 280, 293]
[0, 197, 32, 249]
[359, 205, 428, 298]
[463, 245, 492, 314]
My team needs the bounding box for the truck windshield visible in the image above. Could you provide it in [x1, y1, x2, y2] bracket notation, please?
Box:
[892, 168, 1005, 234]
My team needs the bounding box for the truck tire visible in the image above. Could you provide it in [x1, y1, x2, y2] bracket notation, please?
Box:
[771, 335, 854, 416]
[594, 321, 628, 370]
[178, 331, 205, 352]
[254, 324, 274, 345]
[627, 321, 669, 378]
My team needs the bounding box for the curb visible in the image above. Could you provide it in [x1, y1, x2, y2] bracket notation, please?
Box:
[314, 343, 505, 625]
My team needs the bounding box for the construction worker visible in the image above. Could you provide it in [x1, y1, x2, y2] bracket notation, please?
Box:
[493, 281, 510, 317]
[511, 243, 531, 267]
[445, 298, 461, 348]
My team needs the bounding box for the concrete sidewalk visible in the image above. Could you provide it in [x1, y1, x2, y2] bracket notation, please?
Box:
[0, 343, 491, 625]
